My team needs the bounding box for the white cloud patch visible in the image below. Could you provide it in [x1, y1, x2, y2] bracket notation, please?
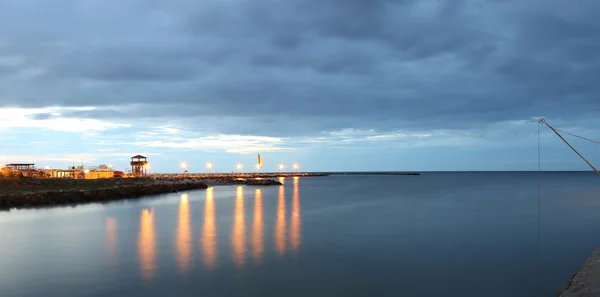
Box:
[126, 126, 291, 154]
[0, 107, 129, 132]
[0, 152, 161, 164]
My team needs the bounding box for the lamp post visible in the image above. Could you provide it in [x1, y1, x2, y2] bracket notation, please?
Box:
[236, 163, 243, 173]
[206, 162, 213, 173]
[180, 162, 187, 174]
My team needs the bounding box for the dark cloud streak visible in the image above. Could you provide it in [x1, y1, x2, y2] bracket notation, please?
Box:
[0, 0, 599, 136]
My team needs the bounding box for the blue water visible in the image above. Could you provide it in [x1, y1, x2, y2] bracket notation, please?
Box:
[1, 172, 599, 297]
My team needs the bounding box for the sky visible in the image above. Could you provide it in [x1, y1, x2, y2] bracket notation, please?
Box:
[0, 0, 599, 172]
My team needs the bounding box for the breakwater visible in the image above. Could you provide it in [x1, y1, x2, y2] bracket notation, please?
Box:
[0, 176, 283, 209]
[0, 179, 209, 209]
[558, 246, 600, 297]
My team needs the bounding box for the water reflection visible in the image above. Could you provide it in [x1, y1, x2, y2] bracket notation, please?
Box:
[202, 188, 217, 270]
[138, 208, 156, 279]
[290, 177, 301, 253]
[252, 189, 264, 264]
[232, 186, 246, 267]
[105, 217, 117, 266]
[176, 193, 192, 275]
[275, 184, 287, 256]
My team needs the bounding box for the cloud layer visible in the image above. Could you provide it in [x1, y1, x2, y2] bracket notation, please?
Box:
[1, 0, 599, 171]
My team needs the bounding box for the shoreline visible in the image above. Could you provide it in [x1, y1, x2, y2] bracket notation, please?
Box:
[0, 177, 282, 210]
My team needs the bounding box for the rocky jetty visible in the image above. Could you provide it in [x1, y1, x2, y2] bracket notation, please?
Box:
[243, 179, 283, 186]
[0, 179, 208, 209]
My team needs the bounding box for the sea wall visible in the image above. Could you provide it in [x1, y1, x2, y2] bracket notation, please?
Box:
[0, 179, 208, 209]
[558, 246, 600, 297]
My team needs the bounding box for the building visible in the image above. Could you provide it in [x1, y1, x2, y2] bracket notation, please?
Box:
[130, 155, 149, 177]
[2, 163, 37, 177]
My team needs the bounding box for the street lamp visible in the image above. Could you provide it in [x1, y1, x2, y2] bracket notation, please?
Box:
[180, 162, 187, 173]
[236, 163, 243, 172]
[278, 164, 285, 172]
[206, 161, 213, 173]
[292, 163, 299, 171]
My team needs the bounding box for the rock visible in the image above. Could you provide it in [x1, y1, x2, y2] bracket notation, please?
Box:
[244, 179, 282, 186]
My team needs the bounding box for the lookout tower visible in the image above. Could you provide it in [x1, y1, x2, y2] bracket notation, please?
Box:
[130, 155, 149, 177]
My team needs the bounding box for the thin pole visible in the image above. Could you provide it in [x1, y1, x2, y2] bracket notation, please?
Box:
[540, 119, 600, 175]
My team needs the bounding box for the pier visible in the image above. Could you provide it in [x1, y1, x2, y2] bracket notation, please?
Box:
[148, 171, 420, 179]
[558, 246, 600, 297]
[149, 172, 328, 179]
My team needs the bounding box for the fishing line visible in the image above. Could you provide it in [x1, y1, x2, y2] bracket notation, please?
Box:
[537, 120, 542, 293]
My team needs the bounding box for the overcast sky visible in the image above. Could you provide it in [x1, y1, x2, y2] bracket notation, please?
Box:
[0, 0, 599, 172]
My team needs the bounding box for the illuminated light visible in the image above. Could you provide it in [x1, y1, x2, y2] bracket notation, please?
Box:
[206, 162, 213, 169]
[292, 163, 299, 170]
[180, 162, 187, 169]
[144, 163, 150, 169]
[255, 164, 261, 170]
[108, 164, 113, 168]
[44, 166, 51, 169]
[84, 169, 90, 174]
[236, 163, 243, 170]
[278, 164, 285, 170]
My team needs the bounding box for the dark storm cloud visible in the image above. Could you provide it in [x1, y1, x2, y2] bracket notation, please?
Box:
[1, 0, 600, 135]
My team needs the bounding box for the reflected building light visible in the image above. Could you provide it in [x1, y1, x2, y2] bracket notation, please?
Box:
[202, 187, 217, 270]
[252, 189, 264, 264]
[176, 193, 192, 275]
[106, 217, 118, 267]
[278, 177, 285, 184]
[138, 208, 156, 279]
[232, 186, 246, 267]
[275, 184, 287, 256]
[290, 177, 301, 253]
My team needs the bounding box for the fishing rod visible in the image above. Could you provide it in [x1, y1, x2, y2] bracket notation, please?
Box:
[538, 118, 600, 175]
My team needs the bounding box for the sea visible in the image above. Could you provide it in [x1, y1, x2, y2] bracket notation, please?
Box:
[1, 172, 599, 297]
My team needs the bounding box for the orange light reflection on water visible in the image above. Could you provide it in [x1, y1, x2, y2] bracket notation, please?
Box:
[202, 188, 217, 270]
[252, 189, 264, 263]
[232, 186, 246, 267]
[138, 208, 156, 279]
[176, 193, 192, 275]
[106, 217, 117, 266]
[275, 183, 287, 256]
[290, 177, 301, 253]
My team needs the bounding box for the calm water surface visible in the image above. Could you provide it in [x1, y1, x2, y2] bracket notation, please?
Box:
[1, 173, 600, 297]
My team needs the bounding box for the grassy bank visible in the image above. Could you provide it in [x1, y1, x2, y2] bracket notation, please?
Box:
[0, 177, 154, 194]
